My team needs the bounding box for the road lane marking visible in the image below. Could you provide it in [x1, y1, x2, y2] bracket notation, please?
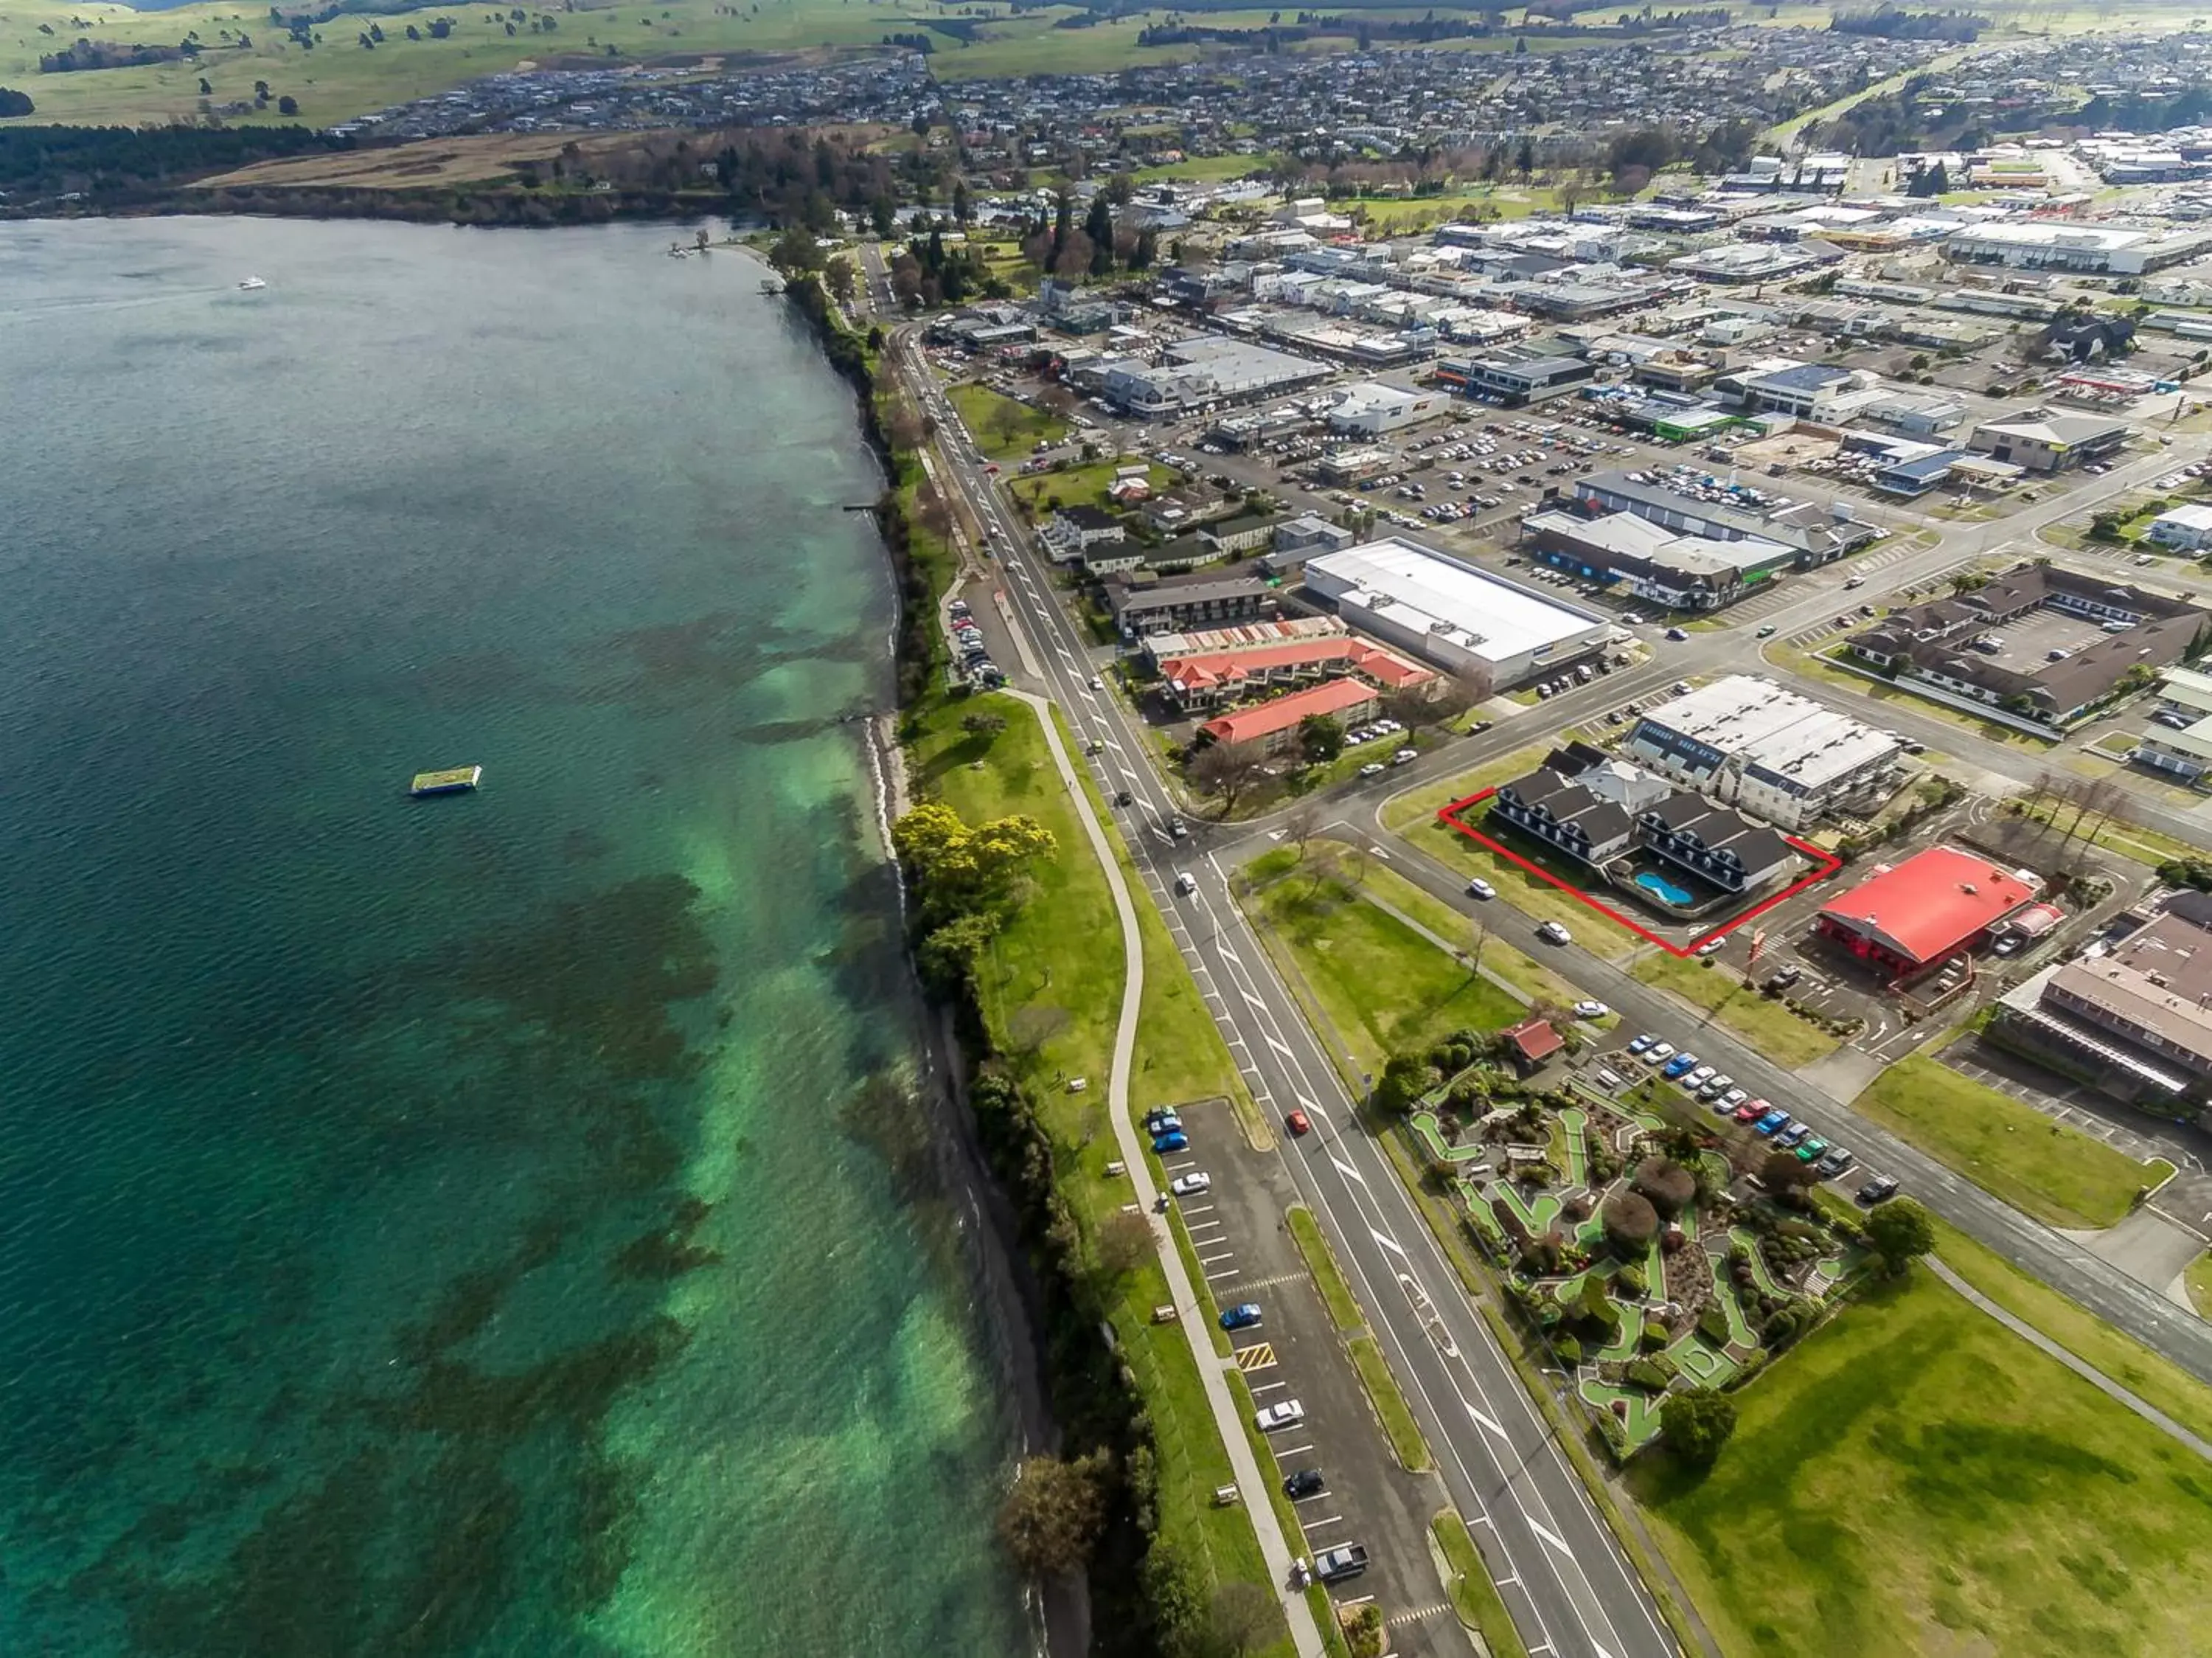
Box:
[1526, 1519, 1574, 1559]
[1234, 1342, 1276, 1371]
[1370, 1228, 1407, 1258]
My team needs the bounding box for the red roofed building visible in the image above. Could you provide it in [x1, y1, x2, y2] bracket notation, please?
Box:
[1199, 676, 1381, 754]
[1159, 635, 1436, 712]
[1814, 845, 2039, 979]
[1502, 1017, 1565, 1071]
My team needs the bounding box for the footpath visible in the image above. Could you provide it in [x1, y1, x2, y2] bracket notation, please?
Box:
[1014, 690, 1328, 1658]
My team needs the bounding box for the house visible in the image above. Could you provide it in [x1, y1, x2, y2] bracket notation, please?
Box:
[1196, 675, 1378, 754]
[1970, 409, 2130, 473]
[1501, 1018, 1565, 1072]
[2147, 504, 2212, 552]
[1042, 504, 1127, 562]
[1110, 574, 1279, 637]
[1203, 512, 1284, 558]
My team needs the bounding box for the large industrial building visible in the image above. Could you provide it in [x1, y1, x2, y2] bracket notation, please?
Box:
[1520, 507, 1798, 612]
[1571, 470, 1878, 566]
[1301, 537, 1610, 689]
[1101, 336, 1332, 416]
[1621, 675, 1902, 830]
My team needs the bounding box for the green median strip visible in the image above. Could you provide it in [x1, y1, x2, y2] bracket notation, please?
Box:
[1432, 1510, 1529, 1658]
[1349, 1335, 1433, 1474]
[1288, 1206, 1364, 1334]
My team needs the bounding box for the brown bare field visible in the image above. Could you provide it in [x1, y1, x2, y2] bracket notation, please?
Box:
[189, 132, 635, 190]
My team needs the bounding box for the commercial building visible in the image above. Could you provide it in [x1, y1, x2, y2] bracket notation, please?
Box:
[1970, 409, 2130, 472]
[1326, 381, 1451, 436]
[1941, 221, 2212, 275]
[1110, 574, 1279, 637]
[1571, 470, 1877, 565]
[2148, 503, 2212, 552]
[1197, 675, 1378, 754]
[1453, 353, 1596, 406]
[1203, 513, 1284, 558]
[1302, 537, 1608, 688]
[1520, 508, 1796, 611]
[1995, 892, 2212, 1103]
[1101, 336, 1332, 416]
[1315, 445, 1395, 486]
[1622, 675, 1902, 830]
[1814, 846, 2039, 979]
[1846, 563, 2208, 727]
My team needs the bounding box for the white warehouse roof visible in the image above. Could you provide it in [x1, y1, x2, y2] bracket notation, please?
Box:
[1638, 674, 1899, 793]
[1304, 538, 1603, 668]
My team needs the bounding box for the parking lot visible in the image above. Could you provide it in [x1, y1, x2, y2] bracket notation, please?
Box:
[1158, 1110, 1475, 1656]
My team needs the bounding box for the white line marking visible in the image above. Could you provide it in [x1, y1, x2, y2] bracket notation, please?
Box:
[1370, 1228, 1408, 1258]
[1526, 1519, 1574, 1559]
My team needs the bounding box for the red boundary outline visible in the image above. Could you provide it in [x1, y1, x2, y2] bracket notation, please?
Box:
[1436, 788, 1845, 958]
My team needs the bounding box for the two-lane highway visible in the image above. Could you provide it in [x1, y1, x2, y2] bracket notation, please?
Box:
[897, 333, 1679, 1658]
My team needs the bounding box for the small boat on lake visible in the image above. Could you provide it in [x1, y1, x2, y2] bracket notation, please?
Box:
[238, 276, 267, 291]
[409, 766, 482, 798]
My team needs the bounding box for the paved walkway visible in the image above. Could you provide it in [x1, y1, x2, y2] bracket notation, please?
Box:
[1926, 1258, 2212, 1464]
[1015, 691, 1327, 1658]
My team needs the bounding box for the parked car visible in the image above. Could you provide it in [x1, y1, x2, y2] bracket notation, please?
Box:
[1753, 1109, 1792, 1137]
[1312, 1544, 1369, 1584]
[1285, 1109, 1312, 1137]
[1152, 1130, 1189, 1154]
[1573, 1000, 1609, 1020]
[1700, 1073, 1735, 1099]
[1775, 1123, 1812, 1149]
[1734, 1098, 1767, 1123]
[1684, 1065, 1717, 1091]
[1795, 1136, 1830, 1164]
[1219, 1303, 1262, 1331]
[1816, 1148, 1856, 1177]
[1171, 1172, 1212, 1196]
[1255, 1399, 1306, 1432]
[1467, 877, 1497, 901]
[1538, 920, 1573, 945]
[1645, 1041, 1676, 1064]
[1627, 1033, 1655, 1055]
[1762, 966, 1803, 993]
[1857, 1175, 1899, 1205]
[1662, 1052, 1700, 1080]
[1144, 1109, 1181, 1134]
[1282, 1468, 1326, 1499]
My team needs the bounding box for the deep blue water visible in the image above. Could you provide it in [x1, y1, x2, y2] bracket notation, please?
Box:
[0, 218, 1026, 1657]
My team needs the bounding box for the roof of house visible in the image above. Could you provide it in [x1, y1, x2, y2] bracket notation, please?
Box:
[1198, 676, 1377, 746]
[1504, 1018, 1565, 1064]
[1818, 845, 2039, 963]
[1160, 636, 1435, 696]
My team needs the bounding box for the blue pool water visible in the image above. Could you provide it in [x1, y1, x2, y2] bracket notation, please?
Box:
[1636, 870, 1695, 906]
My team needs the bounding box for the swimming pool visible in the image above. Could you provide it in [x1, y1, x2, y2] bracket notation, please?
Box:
[1635, 870, 1694, 906]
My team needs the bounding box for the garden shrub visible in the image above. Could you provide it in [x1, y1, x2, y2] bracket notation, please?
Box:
[1633, 1156, 1697, 1218]
[1616, 1263, 1646, 1298]
[1554, 1333, 1582, 1364]
[1641, 1319, 1669, 1350]
[1601, 1189, 1660, 1255]
[1626, 1357, 1670, 1392]
[1697, 1304, 1731, 1345]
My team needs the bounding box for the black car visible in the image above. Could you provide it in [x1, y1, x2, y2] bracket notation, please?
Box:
[1762, 965, 1803, 994]
[1115, 789, 1133, 807]
[1282, 1468, 1326, 1499]
[1857, 1175, 1899, 1206]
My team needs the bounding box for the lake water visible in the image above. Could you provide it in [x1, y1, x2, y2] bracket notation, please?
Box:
[0, 218, 1028, 1657]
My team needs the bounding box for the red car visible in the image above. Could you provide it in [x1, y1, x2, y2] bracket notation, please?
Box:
[1733, 1098, 1768, 1123]
[1286, 1109, 1312, 1137]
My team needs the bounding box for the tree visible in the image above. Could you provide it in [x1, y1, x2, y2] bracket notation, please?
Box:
[1373, 1051, 1433, 1114]
[997, 1451, 1110, 1577]
[1208, 1581, 1279, 1657]
[197, 76, 212, 94]
[1632, 1157, 1696, 1218]
[1298, 713, 1345, 763]
[952, 178, 973, 224]
[1601, 1190, 1660, 1255]
[892, 802, 1056, 925]
[1130, 226, 1158, 271]
[1864, 1198, 1935, 1274]
[1053, 229, 1095, 280]
[1095, 1208, 1155, 1280]
[768, 225, 825, 277]
[961, 711, 1008, 741]
[1283, 798, 1321, 860]
[917, 909, 1001, 993]
[0, 88, 33, 117]
[822, 253, 856, 304]
[1516, 135, 1535, 178]
[1191, 740, 1267, 816]
[1663, 1388, 1736, 1468]
[1759, 1150, 1816, 1197]
[1142, 1545, 1209, 1652]
[276, 94, 298, 115]
[1085, 192, 1115, 277]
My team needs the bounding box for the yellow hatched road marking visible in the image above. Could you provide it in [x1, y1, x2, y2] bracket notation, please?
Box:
[1234, 1342, 1276, 1372]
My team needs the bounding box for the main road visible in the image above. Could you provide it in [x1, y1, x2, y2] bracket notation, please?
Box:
[890, 330, 1680, 1658]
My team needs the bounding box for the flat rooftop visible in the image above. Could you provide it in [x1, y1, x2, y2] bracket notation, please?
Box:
[1305, 538, 1603, 665]
[1639, 674, 1898, 791]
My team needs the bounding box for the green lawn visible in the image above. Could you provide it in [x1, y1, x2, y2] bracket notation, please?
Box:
[1379, 740, 1556, 833]
[1287, 1205, 1363, 1335]
[1354, 858, 1594, 1013]
[908, 693, 1284, 1634]
[1007, 457, 1168, 516]
[949, 383, 1068, 460]
[1244, 856, 1525, 1078]
[1431, 1510, 1529, 1658]
[1399, 814, 1638, 964]
[1851, 1055, 2170, 1231]
[1348, 1333, 1432, 1472]
[1632, 1264, 2212, 1657]
[1630, 951, 1839, 1067]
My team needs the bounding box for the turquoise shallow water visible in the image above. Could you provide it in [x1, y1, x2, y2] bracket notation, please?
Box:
[0, 218, 1027, 1657]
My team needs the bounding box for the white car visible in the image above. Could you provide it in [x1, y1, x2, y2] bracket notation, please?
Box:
[1392, 748, 1418, 766]
[1171, 1173, 1211, 1196]
[1256, 1400, 1307, 1432]
[1089, 676, 1103, 690]
[1174, 871, 1197, 896]
[1646, 1041, 1677, 1064]
[1467, 878, 1496, 901]
[1572, 1000, 1608, 1020]
[1538, 920, 1572, 946]
[1360, 762, 1385, 777]
[1696, 937, 1727, 957]
[1684, 1066, 1717, 1091]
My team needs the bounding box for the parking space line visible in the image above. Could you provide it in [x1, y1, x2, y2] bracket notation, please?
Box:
[1302, 1512, 1343, 1530]
[1276, 1441, 1312, 1459]
[1206, 1266, 1241, 1281]
[1249, 1379, 1286, 1395]
[1182, 1204, 1215, 1217]
[1202, 1252, 1237, 1266]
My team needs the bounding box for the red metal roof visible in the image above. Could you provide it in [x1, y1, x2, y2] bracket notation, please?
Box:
[1162, 637, 1434, 696]
[1199, 676, 1377, 746]
[1816, 845, 2037, 965]
[1505, 1018, 1564, 1063]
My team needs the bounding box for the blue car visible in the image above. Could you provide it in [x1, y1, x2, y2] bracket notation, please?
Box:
[1753, 1109, 1791, 1137]
[1662, 1052, 1700, 1081]
[1145, 1110, 1183, 1135]
[1219, 1303, 1263, 1331]
[1627, 1033, 1655, 1055]
[1153, 1131, 1189, 1154]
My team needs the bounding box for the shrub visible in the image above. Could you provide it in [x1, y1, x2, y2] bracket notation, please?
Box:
[1554, 1333, 1582, 1364]
[1697, 1304, 1731, 1345]
[1616, 1263, 1646, 1297]
[1663, 1388, 1737, 1467]
[1625, 1357, 1671, 1392]
[1601, 1189, 1660, 1255]
[1641, 1319, 1669, 1350]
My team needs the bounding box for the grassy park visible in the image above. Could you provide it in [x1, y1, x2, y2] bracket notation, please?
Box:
[1851, 1054, 2171, 1230]
[1633, 1263, 2212, 1657]
[948, 384, 1067, 461]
